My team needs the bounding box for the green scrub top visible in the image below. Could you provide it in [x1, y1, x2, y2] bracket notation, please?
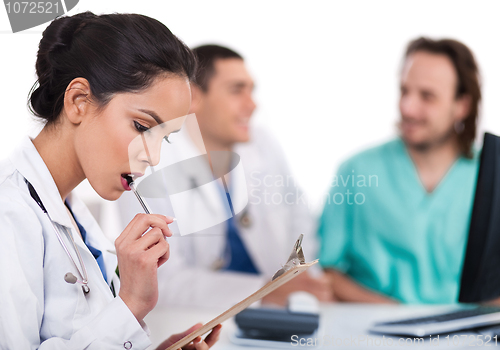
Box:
[318, 138, 479, 304]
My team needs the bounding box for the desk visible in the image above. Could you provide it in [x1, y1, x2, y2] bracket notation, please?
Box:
[145, 304, 491, 349]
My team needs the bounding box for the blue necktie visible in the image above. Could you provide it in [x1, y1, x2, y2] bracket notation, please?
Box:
[221, 190, 259, 274]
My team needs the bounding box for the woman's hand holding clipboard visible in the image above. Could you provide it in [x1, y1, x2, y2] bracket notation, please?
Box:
[163, 234, 319, 350]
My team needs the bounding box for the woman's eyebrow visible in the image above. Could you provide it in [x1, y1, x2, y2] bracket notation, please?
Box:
[138, 108, 164, 126]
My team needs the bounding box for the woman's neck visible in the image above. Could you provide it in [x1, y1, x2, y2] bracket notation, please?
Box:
[32, 124, 85, 201]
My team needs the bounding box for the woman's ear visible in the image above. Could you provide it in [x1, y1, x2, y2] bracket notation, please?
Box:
[63, 78, 93, 125]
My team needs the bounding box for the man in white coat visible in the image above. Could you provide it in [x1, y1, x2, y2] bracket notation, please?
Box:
[116, 45, 333, 308]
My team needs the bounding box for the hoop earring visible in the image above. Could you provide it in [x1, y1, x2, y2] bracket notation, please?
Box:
[454, 121, 465, 134]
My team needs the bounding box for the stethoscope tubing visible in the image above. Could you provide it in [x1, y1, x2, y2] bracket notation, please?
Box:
[25, 179, 90, 294]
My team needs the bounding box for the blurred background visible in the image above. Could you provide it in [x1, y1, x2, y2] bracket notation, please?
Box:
[1, 0, 500, 224]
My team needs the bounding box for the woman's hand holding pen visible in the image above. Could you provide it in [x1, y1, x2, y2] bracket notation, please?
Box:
[115, 213, 174, 321]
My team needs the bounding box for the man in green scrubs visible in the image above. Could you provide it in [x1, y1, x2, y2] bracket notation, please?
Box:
[319, 37, 482, 304]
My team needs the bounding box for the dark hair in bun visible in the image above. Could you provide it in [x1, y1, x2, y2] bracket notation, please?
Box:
[29, 11, 196, 124]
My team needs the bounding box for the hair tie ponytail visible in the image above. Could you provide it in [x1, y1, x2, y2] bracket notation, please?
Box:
[29, 12, 96, 122]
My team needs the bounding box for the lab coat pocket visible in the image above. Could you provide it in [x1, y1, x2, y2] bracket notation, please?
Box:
[72, 285, 91, 330]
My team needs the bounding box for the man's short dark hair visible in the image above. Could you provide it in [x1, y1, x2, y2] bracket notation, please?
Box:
[405, 37, 481, 159]
[192, 44, 243, 91]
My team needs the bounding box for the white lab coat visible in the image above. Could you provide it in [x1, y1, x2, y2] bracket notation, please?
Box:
[0, 137, 151, 349]
[116, 126, 317, 309]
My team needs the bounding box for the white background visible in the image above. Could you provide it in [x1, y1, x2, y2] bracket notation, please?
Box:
[1, 0, 500, 215]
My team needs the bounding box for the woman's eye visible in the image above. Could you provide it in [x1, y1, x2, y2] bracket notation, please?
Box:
[134, 121, 150, 133]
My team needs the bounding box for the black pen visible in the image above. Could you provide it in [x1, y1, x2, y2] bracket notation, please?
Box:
[125, 175, 153, 214]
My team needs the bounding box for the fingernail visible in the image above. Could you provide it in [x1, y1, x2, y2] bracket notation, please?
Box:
[194, 337, 202, 343]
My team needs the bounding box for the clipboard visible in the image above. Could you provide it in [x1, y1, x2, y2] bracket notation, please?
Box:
[164, 259, 319, 350]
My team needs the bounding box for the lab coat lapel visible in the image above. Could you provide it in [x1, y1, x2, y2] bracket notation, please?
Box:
[10, 137, 75, 229]
[10, 138, 91, 261]
[169, 130, 228, 234]
[231, 139, 271, 276]
[11, 137, 115, 295]
[171, 131, 227, 261]
[233, 134, 289, 278]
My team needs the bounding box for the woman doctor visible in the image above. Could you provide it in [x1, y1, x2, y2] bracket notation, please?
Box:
[0, 11, 221, 350]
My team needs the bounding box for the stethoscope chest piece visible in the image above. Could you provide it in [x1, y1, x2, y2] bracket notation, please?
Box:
[64, 272, 90, 294]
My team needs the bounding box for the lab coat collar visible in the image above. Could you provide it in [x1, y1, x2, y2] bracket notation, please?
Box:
[231, 127, 265, 212]
[170, 130, 226, 214]
[10, 137, 117, 292]
[10, 136, 75, 229]
[176, 127, 258, 218]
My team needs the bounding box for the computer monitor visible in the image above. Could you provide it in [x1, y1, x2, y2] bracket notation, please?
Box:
[459, 132, 500, 303]
[369, 133, 500, 337]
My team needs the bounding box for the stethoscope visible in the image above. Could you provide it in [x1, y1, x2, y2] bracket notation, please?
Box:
[25, 179, 90, 294]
